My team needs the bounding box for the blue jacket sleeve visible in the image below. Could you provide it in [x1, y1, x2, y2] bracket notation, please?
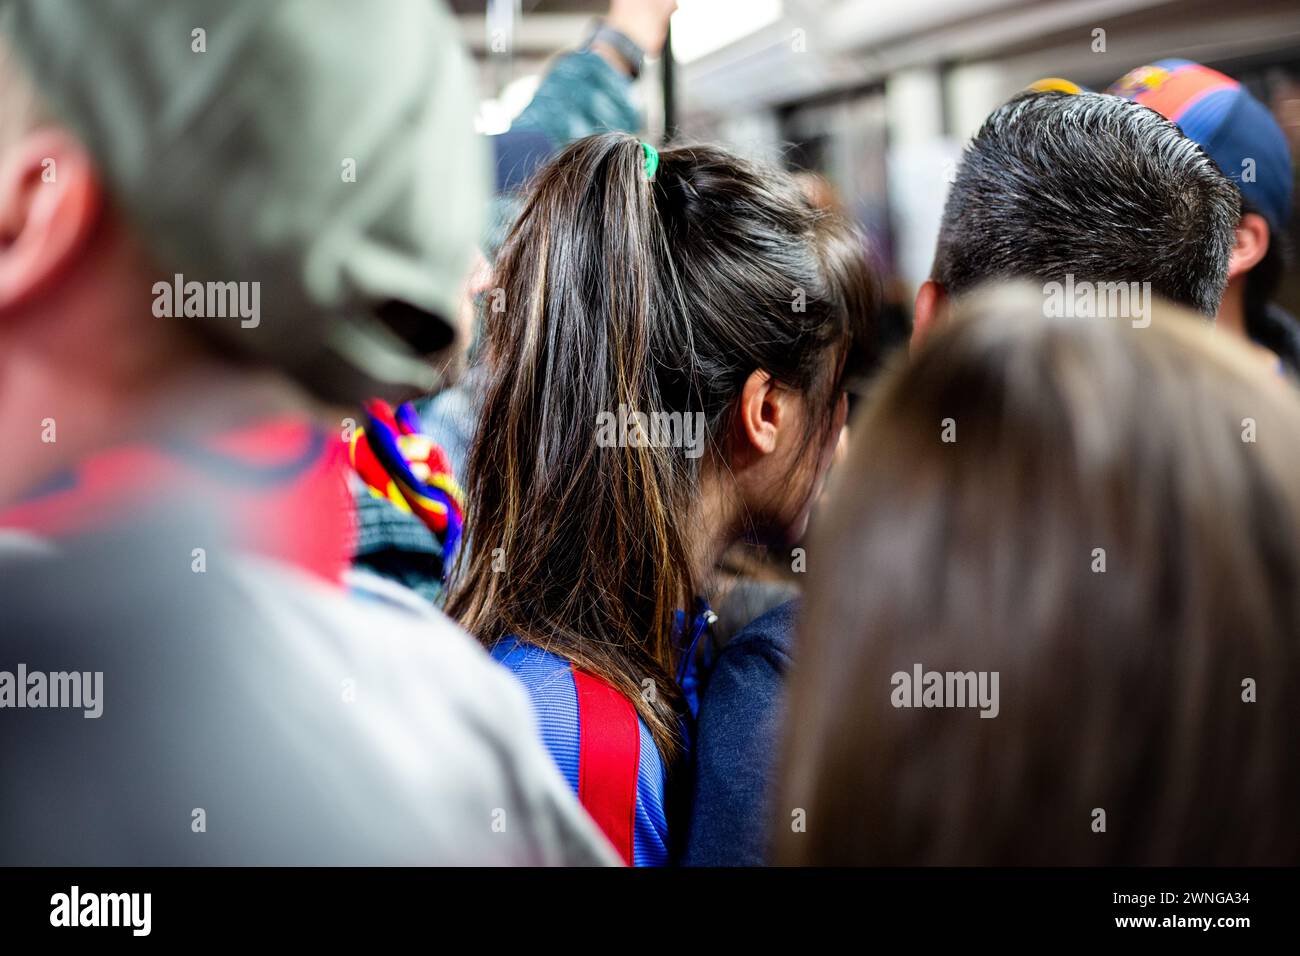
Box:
[682, 602, 796, 866]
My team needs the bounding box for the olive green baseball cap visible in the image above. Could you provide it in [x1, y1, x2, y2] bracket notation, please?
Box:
[1, 0, 486, 402]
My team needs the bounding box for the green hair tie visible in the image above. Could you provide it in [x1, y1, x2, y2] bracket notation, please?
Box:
[641, 141, 659, 181]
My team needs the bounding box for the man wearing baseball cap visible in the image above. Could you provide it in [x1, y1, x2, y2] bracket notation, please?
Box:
[0, 0, 615, 865]
[1110, 59, 1298, 376]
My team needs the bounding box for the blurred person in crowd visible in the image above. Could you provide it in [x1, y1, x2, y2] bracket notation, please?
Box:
[446, 132, 878, 864]
[484, 0, 678, 266]
[912, 90, 1240, 346]
[502, 0, 676, 165]
[1110, 59, 1298, 377]
[778, 285, 1300, 865]
[0, 0, 614, 865]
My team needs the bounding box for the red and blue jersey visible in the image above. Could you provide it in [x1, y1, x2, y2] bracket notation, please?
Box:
[491, 636, 670, 866]
[1, 417, 354, 584]
[490, 606, 713, 866]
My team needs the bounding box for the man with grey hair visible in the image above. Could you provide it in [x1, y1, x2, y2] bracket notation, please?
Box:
[912, 89, 1242, 346]
[0, 0, 614, 865]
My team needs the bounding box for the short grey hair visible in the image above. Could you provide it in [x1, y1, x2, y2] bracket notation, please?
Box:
[933, 90, 1240, 316]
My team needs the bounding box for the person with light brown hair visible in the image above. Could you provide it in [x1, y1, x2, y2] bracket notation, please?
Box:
[778, 285, 1300, 865]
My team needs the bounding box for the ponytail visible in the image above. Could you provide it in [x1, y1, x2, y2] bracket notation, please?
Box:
[448, 133, 878, 764]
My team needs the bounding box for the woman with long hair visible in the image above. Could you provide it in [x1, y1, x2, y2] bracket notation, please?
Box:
[447, 132, 878, 864]
[778, 287, 1300, 865]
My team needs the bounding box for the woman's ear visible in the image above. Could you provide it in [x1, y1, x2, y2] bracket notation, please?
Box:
[736, 368, 782, 456]
[1227, 213, 1270, 282]
[0, 128, 103, 314]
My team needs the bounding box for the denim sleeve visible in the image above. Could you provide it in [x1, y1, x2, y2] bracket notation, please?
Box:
[682, 634, 791, 866]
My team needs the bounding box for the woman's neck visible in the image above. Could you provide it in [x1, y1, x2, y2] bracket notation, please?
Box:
[688, 470, 743, 586]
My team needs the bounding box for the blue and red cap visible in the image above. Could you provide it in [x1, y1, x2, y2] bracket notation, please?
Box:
[1109, 59, 1293, 233]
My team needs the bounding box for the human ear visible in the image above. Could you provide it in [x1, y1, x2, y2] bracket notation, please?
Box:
[0, 128, 103, 315]
[911, 279, 947, 351]
[1226, 213, 1270, 283]
[735, 368, 782, 456]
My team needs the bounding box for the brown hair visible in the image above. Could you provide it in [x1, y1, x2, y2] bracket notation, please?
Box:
[777, 285, 1300, 864]
[447, 133, 879, 763]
